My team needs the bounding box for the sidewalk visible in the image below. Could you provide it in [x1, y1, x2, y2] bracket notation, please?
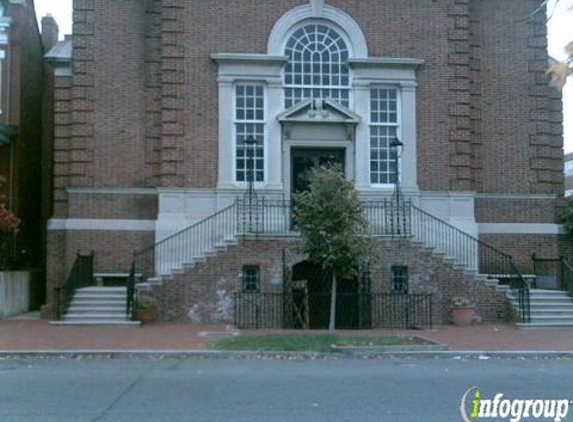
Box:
[2, 319, 573, 352]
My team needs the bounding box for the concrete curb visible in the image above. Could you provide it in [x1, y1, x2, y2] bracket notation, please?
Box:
[1, 349, 573, 360]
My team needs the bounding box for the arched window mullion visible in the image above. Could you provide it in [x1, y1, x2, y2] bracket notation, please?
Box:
[284, 23, 350, 108]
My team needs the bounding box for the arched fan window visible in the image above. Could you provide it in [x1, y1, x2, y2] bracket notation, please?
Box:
[284, 24, 350, 108]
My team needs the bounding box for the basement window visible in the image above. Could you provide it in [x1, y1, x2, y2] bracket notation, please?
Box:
[392, 266, 408, 294]
[242, 265, 260, 293]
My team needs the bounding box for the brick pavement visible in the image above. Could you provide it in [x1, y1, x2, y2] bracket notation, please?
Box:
[1, 320, 573, 351]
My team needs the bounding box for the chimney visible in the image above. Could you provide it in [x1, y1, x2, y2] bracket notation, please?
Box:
[41, 14, 59, 52]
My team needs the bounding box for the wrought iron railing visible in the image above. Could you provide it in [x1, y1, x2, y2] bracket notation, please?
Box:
[53, 252, 94, 320]
[126, 261, 136, 320]
[563, 258, 573, 297]
[126, 203, 238, 319]
[235, 197, 412, 237]
[236, 197, 292, 234]
[409, 205, 529, 322]
[233, 292, 432, 330]
[124, 196, 530, 323]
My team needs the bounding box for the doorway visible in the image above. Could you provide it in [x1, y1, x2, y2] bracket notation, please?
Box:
[291, 148, 345, 194]
[290, 260, 364, 329]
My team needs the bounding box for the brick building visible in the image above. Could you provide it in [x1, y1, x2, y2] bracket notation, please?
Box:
[0, 0, 56, 274]
[44, 0, 568, 328]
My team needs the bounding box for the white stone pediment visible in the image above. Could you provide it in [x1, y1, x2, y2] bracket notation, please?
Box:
[277, 99, 361, 125]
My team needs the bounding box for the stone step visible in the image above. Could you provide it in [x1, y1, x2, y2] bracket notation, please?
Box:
[517, 321, 573, 329]
[529, 307, 573, 314]
[50, 320, 141, 326]
[64, 313, 131, 322]
[73, 293, 127, 301]
[527, 315, 573, 323]
[70, 298, 126, 304]
[66, 307, 126, 315]
[77, 286, 127, 292]
[529, 289, 570, 295]
[510, 297, 573, 305]
[71, 300, 127, 309]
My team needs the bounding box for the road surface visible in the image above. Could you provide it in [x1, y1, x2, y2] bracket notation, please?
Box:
[0, 358, 572, 421]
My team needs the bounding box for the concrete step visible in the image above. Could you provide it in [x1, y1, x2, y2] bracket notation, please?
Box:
[527, 315, 573, 323]
[66, 307, 126, 315]
[73, 293, 127, 300]
[77, 287, 127, 293]
[50, 320, 141, 326]
[530, 310, 573, 316]
[529, 289, 571, 299]
[64, 313, 131, 322]
[71, 298, 127, 306]
[70, 300, 127, 309]
[518, 321, 573, 329]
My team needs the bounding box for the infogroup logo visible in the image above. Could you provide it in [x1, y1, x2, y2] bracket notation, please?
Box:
[460, 387, 571, 422]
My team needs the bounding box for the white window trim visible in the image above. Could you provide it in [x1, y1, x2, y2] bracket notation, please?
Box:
[267, 4, 368, 58]
[282, 19, 354, 109]
[368, 85, 403, 188]
[232, 81, 268, 187]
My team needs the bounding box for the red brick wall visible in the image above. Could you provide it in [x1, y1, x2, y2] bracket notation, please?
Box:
[475, 197, 560, 223]
[469, 0, 563, 195]
[61, 0, 561, 198]
[146, 236, 511, 325]
[479, 234, 571, 274]
[67, 192, 158, 219]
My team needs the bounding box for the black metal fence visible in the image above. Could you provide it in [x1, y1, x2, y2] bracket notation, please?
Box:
[233, 292, 432, 330]
[54, 252, 94, 320]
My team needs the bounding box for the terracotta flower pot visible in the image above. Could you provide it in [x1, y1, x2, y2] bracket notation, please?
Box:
[136, 309, 155, 324]
[451, 307, 475, 327]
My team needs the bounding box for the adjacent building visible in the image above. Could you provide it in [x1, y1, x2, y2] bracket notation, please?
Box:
[0, 0, 56, 272]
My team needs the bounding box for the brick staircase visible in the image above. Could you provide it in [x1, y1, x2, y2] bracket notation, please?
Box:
[51, 287, 140, 326]
[512, 289, 573, 329]
[129, 199, 529, 324]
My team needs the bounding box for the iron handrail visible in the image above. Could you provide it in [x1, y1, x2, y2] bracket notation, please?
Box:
[123, 196, 530, 323]
[126, 261, 136, 320]
[135, 203, 237, 258]
[125, 203, 238, 319]
[412, 205, 510, 260]
[54, 252, 94, 320]
[410, 204, 529, 322]
[561, 258, 573, 296]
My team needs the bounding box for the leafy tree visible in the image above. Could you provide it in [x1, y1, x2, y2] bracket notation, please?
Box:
[292, 166, 372, 333]
[547, 41, 573, 90]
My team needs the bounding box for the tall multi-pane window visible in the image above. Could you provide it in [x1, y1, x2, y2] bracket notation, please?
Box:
[235, 84, 265, 182]
[370, 87, 400, 185]
[284, 24, 350, 108]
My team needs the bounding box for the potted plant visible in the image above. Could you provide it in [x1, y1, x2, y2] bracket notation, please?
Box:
[135, 296, 157, 323]
[450, 296, 475, 327]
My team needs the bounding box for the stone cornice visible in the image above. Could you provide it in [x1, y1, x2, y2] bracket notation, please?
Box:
[210, 53, 288, 66]
[347, 58, 425, 69]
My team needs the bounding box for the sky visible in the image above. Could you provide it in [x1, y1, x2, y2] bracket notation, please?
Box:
[32, 0, 573, 151]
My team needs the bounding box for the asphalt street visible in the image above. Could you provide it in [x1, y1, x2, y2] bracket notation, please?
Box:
[1, 358, 572, 422]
